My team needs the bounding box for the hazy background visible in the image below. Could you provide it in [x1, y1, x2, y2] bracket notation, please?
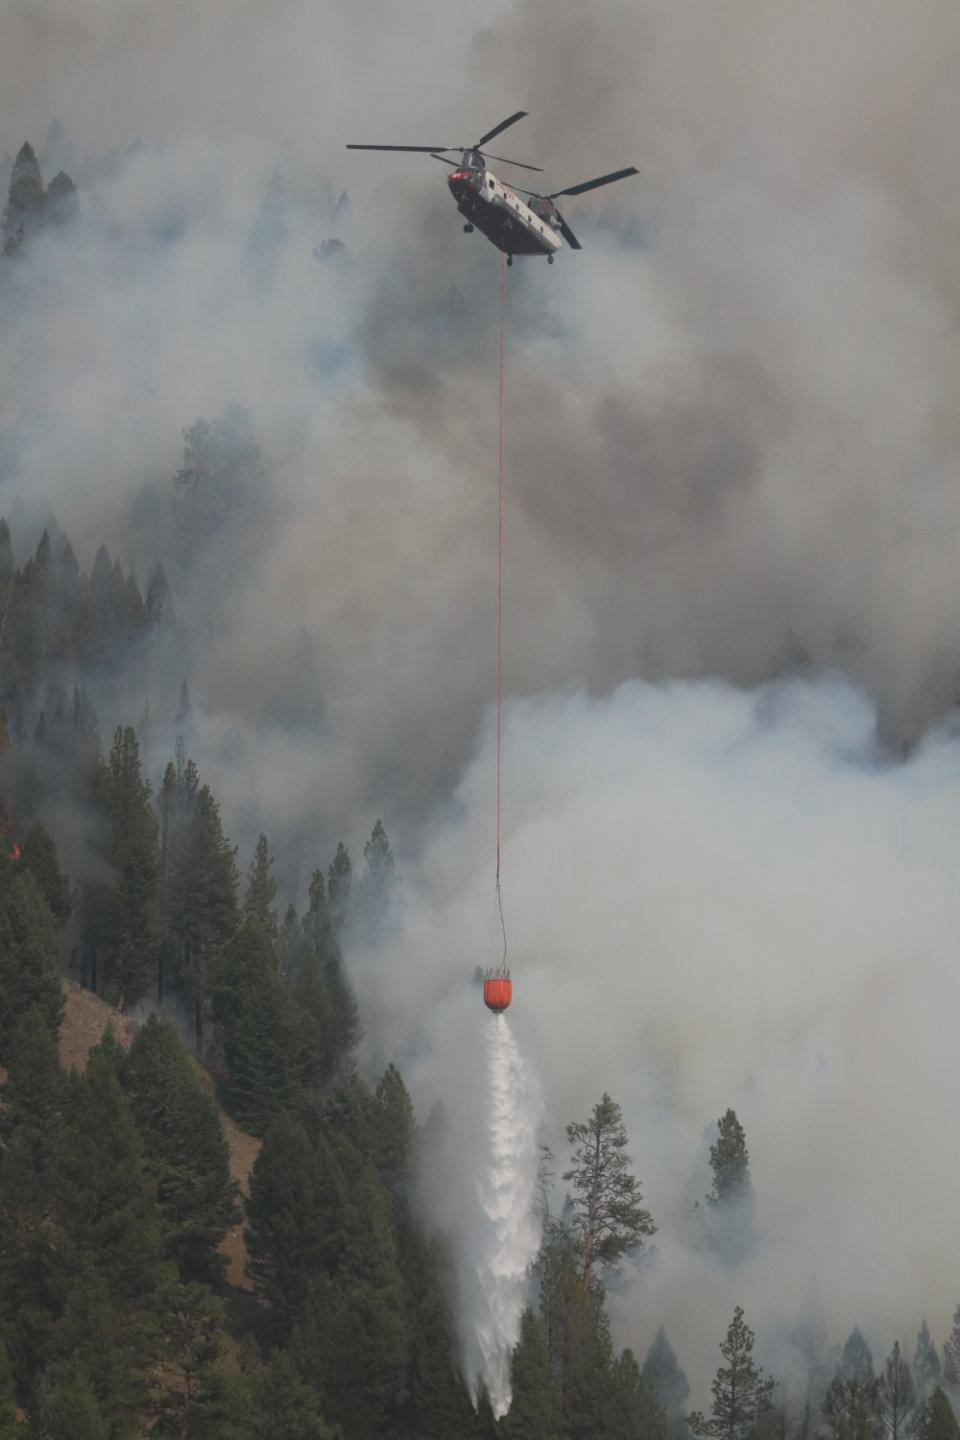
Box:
[5, 0, 960, 1397]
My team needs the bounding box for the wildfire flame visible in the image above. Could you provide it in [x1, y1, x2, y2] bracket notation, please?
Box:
[9, 842, 20, 860]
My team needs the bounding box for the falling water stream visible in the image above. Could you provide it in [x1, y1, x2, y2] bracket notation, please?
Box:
[473, 1013, 542, 1416]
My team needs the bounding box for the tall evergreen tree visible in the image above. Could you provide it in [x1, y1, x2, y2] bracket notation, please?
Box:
[125, 1016, 239, 1282]
[42, 1356, 109, 1440]
[19, 822, 71, 925]
[503, 1308, 563, 1439]
[919, 1390, 960, 1440]
[0, 866, 64, 1059]
[212, 916, 293, 1133]
[243, 833, 278, 948]
[2, 142, 46, 255]
[878, 1342, 920, 1440]
[97, 725, 160, 1008]
[358, 819, 399, 943]
[915, 1324, 941, 1405]
[688, 1306, 776, 1440]
[610, 1347, 671, 1440]
[644, 1327, 692, 1440]
[702, 1108, 756, 1263]
[327, 842, 353, 934]
[168, 783, 238, 1051]
[942, 1308, 960, 1392]
[563, 1092, 655, 1286]
[824, 1329, 882, 1440]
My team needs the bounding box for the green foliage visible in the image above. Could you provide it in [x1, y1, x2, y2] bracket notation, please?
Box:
[824, 1329, 882, 1440]
[0, 865, 64, 1060]
[125, 1015, 239, 1281]
[563, 1091, 655, 1284]
[327, 842, 353, 934]
[173, 402, 264, 546]
[919, 1390, 960, 1440]
[915, 1324, 941, 1403]
[707, 1110, 754, 1207]
[19, 822, 71, 925]
[878, 1341, 919, 1440]
[688, 1306, 776, 1440]
[644, 1327, 692, 1439]
[610, 1348, 671, 1440]
[96, 726, 160, 1008]
[942, 1308, 960, 1391]
[168, 783, 238, 1050]
[213, 916, 294, 1132]
[42, 1356, 109, 1440]
[503, 1309, 563, 1439]
[0, 1329, 16, 1440]
[357, 820, 399, 943]
[244, 833, 278, 947]
[373, 1063, 415, 1196]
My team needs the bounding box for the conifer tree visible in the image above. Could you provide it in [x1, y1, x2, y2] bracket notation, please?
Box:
[97, 725, 160, 1008]
[254, 1350, 339, 1440]
[20, 820, 71, 925]
[244, 832, 278, 947]
[168, 783, 238, 1051]
[688, 1306, 776, 1440]
[503, 1308, 563, 1439]
[0, 866, 64, 1059]
[125, 1016, 239, 1281]
[942, 1308, 960, 1392]
[46, 170, 78, 226]
[374, 1063, 416, 1197]
[701, 1108, 757, 1263]
[919, 1390, 960, 1440]
[212, 915, 293, 1133]
[824, 1329, 881, 1440]
[358, 819, 399, 942]
[43, 1356, 109, 1440]
[0, 1331, 14, 1440]
[158, 1281, 227, 1438]
[915, 1324, 942, 1404]
[644, 1327, 692, 1439]
[610, 1347, 671, 1440]
[563, 1092, 655, 1285]
[878, 1342, 919, 1440]
[327, 841, 353, 933]
[173, 403, 264, 544]
[2, 142, 46, 255]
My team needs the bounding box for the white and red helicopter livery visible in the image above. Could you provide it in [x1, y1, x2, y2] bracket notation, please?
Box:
[347, 110, 637, 265]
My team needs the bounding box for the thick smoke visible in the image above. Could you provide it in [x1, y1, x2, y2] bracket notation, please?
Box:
[5, 0, 960, 1398]
[358, 676, 960, 1391]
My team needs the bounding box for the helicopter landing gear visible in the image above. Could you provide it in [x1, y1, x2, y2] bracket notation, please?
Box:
[547, 254, 554, 264]
[463, 223, 474, 232]
[506, 255, 513, 267]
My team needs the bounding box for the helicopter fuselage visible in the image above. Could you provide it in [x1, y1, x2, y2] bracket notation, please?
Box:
[448, 167, 564, 258]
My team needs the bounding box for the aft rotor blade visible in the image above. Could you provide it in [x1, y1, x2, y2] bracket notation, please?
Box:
[479, 151, 544, 172]
[476, 111, 529, 147]
[556, 211, 582, 250]
[346, 144, 455, 154]
[550, 165, 639, 198]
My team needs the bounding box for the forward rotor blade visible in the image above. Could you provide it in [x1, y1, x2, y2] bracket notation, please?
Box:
[556, 211, 582, 250]
[550, 166, 639, 198]
[479, 151, 544, 172]
[476, 111, 529, 147]
[346, 144, 454, 154]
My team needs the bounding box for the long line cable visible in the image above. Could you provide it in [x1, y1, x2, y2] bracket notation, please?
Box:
[495, 251, 508, 971]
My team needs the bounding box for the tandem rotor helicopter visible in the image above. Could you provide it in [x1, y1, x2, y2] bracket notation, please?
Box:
[346, 110, 638, 264]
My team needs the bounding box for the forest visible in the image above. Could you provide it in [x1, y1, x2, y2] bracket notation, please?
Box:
[3, 113, 960, 1440]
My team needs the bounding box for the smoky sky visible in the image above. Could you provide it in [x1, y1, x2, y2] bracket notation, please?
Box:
[5, 0, 960, 1396]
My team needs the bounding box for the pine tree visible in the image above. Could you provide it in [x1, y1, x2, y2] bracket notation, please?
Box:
[2, 142, 46, 255]
[212, 916, 294, 1133]
[358, 819, 399, 942]
[878, 1342, 919, 1440]
[246, 1116, 348, 1334]
[42, 1356, 109, 1440]
[173, 403, 264, 544]
[157, 1281, 227, 1438]
[46, 169, 78, 226]
[563, 1092, 655, 1285]
[125, 1015, 239, 1282]
[327, 841, 353, 934]
[255, 1350, 339, 1440]
[610, 1347, 671, 1440]
[168, 783, 238, 1051]
[702, 1108, 757, 1262]
[503, 1308, 563, 1439]
[374, 1063, 415, 1197]
[915, 1325, 942, 1404]
[0, 866, 64, 1059]
[97, 725, 160, 1008]
[824, 1329, 881, 1440]
[919, 1390, 960, 1440]
[19, 820, 71, 925]
[942, 1308, 960, 1392]
[688, 1306, 776, 1440]
[644, 1327, 692, 1440]
[0, 1330, 14, 1440]
[243, 833, 278, 947]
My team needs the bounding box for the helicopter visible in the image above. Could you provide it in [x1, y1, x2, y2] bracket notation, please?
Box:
[346, 111, 638, 264]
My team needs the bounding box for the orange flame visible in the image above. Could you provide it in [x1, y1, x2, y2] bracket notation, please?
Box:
[9, 843, 20, 861]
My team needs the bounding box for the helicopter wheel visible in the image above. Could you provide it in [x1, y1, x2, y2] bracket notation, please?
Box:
[463, 223, 474, 233]
[506, 255, 513, 267]
[547, 254, 554, 264]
